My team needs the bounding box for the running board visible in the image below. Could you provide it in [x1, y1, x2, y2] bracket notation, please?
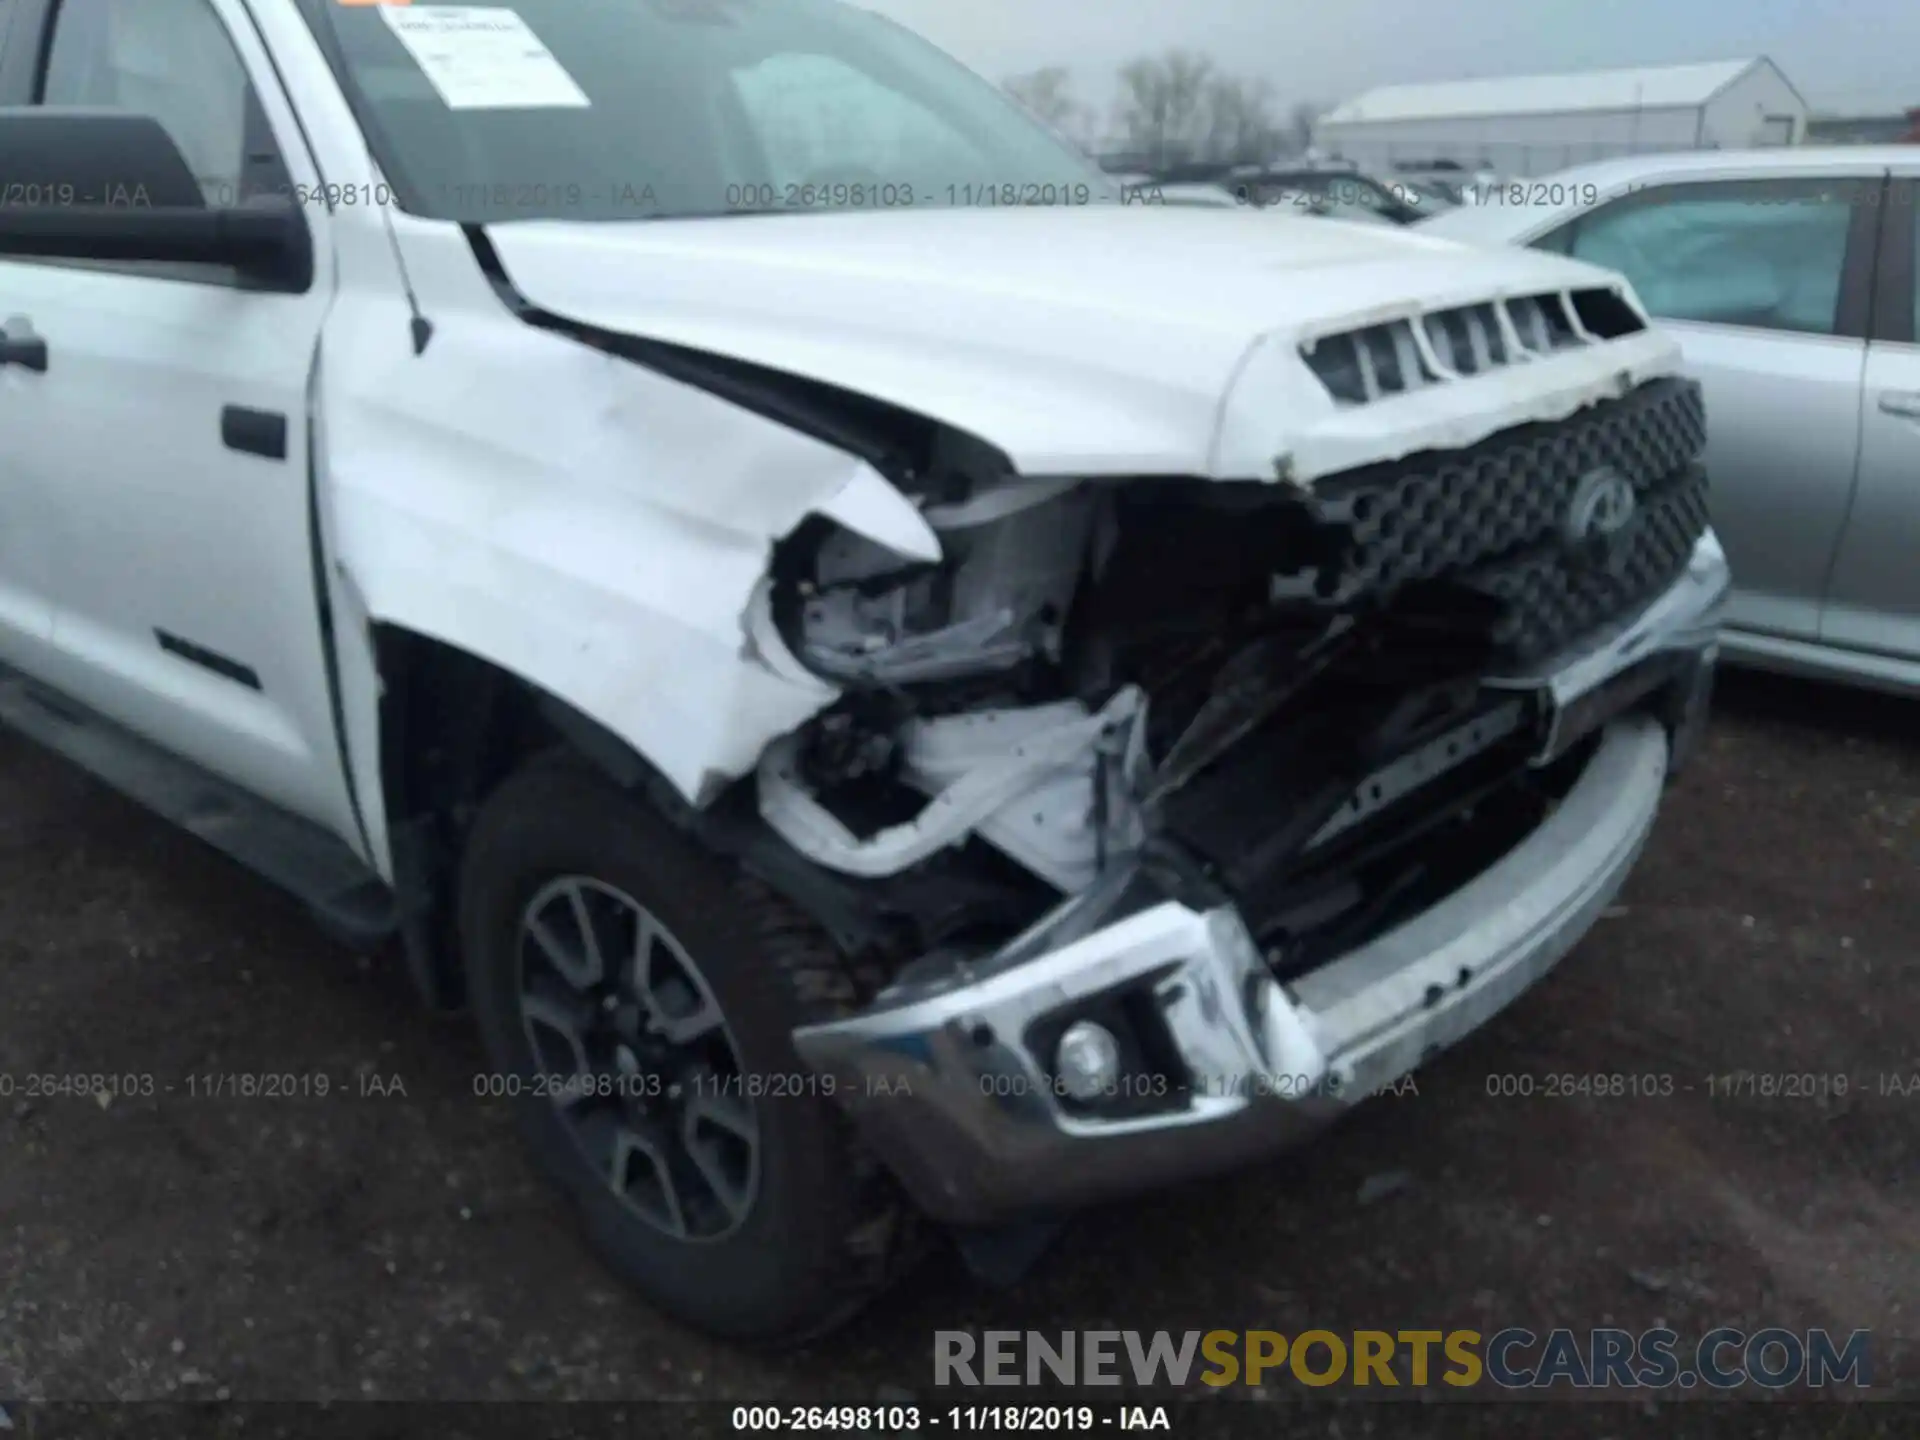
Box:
[1719, 626, 1920, 699]
[0, 670, 396, 946]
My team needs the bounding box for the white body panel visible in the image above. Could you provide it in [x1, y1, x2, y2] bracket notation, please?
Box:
[318, 216, 877, 827]
[0, 320, 59, 667]
[485, 211, 1677, 484]
[0, 0, 357, 836]
[8, 265, 353, 827]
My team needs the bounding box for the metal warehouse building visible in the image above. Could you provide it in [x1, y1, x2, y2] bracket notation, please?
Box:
[1315, 58, 1808, 177]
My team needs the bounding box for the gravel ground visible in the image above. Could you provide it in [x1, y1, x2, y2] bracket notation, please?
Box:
[0, 670, 1913, 1415]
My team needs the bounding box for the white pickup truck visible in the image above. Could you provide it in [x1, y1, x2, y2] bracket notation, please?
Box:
[0, 0, 1725, 1340]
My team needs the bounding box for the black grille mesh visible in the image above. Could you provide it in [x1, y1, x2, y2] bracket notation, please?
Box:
[1302, 377, 1709, 666]
[1470, 464, 1708, 665]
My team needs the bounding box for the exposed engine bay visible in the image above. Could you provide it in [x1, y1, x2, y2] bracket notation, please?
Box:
[750, 378, 1709, 979]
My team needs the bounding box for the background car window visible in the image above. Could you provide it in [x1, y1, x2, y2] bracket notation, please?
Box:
[1296, 193, 1398, 225]
[1313, 179, 1391, 212]
[39, 0, 261, 206]
[1256, 179, 1393, 225]
[1547, 180, 1855, 336]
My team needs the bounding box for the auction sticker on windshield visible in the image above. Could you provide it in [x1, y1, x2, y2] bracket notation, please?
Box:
[380, 6, 590, 109]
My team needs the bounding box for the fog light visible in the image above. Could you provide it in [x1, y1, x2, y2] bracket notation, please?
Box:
[1055, 1021, 1121, 1101]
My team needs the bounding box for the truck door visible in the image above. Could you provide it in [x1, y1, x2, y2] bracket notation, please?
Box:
[0, 0, 362, 842]
[0, 0, 60, 673]
[1821, 174, 1920, 664]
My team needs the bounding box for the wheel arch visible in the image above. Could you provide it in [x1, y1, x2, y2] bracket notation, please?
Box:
[366, 624, 888, 1012]
[369, 623, 695, 1011]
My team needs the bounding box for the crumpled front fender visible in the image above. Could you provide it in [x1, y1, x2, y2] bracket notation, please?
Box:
[310, 224, 943, 870]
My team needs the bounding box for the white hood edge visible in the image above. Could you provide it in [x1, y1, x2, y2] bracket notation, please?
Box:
[482, 205, 1686, 486]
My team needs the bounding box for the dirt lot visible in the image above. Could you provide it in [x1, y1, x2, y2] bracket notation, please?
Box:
[0, 670, 1913, 1416]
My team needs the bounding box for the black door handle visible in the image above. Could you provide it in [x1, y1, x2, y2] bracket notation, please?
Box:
[0, 329, 47, 372]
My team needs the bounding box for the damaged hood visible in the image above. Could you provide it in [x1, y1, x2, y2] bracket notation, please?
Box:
[485, 205, 1682, 483]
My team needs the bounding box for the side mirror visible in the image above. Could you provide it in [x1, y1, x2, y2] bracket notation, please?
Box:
[0, 107, 309, 287]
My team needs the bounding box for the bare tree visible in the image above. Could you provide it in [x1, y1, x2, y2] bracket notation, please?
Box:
[1002, 66, 1092, 146]
[1202, 76, 1281, 165]
[1112, 50, 1215, 170]
[1286, 101, 1326, 156]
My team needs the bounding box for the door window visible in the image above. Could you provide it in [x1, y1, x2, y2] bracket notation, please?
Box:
[1539, 179, 1857, 336]
[39, 0, 272, 207]
[1912, 186, 1920, 340]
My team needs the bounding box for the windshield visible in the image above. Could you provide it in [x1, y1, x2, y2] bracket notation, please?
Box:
[293, 0, 1121, 223]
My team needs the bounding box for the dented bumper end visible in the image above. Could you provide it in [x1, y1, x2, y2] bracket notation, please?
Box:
[791, 538, 1727, 1225]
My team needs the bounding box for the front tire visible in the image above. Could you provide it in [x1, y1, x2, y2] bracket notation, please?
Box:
[457, 756, 912, 1340]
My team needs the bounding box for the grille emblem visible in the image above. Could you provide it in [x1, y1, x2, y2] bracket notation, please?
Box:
[1563, 466, 1638, 573]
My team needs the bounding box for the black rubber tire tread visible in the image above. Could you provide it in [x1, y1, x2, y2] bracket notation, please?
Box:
[456, 752, 917, 1342]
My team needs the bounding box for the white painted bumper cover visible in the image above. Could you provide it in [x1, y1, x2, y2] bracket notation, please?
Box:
[792, 542, 1725, 1224]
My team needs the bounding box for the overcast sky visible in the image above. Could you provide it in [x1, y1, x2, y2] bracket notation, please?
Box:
[863, 0, 1919, 119]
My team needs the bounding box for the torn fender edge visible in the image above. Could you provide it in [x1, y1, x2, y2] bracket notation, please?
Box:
[811, 465, 942, 565]
[309, 268, 945, 841]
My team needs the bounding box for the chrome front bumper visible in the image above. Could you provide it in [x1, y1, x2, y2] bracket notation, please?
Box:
[792, 534, 1730, 1225]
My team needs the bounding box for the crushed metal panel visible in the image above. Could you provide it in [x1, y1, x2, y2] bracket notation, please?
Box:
[758, 687, 1149, 890]
[312, 227, 904, 808]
